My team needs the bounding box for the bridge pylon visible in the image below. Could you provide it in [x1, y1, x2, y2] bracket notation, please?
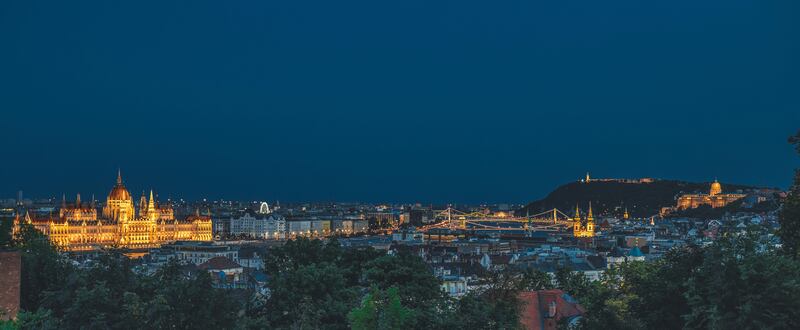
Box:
[526, 210, 532, 237]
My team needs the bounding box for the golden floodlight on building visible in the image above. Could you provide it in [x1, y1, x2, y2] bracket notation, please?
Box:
[13, 170, 212, 251]
[573, 202, 595, 238]
[676, 179, 745, 210]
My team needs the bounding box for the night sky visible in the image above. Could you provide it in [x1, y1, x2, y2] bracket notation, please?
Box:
[1, 0, 798, 204]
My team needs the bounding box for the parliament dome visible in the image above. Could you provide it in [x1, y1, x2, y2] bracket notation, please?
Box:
[108, 170, 132, 200]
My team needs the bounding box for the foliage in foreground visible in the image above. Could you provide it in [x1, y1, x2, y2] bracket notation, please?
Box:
[3, 225, 239, 330]
[5, 224, 800, 330]
[778, 129, 800, 259]
[573, 229, 800, 330]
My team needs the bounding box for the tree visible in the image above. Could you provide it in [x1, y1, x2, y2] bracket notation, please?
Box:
[1, 309, 61, 330]
[565, 248, 704, 330]
[363, 253, 443, 310]
[61, 282, 117, 329]
[574, 266, 642, 330]
[628, 245, 704, 330]
[554, 267, 590, 299]
[348, 287, 413, 330]
[257, 239, 447, 329]
[0, 217, 12, 248]
[449, 292, 504, 330]
[265, 262, 356, 329]
[12, 224, 72, 311]
[263, 237, 342, 275]
[684, 229, 800, 329]
[445, 270, 523, 330]
[360, 251, 451, 329]
[518, 268, 554, 291]
[144, 264, 239, 329]
[9, 224, 247, 330]
[338, 246, 385, 287]
[779, 129, 800, 259]
[258, 238, 356, 329]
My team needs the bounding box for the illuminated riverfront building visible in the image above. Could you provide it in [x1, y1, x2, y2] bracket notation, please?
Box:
[13, 171, 212, 251]
[573, 203, 595, 238]
[676, 179, 745, 210]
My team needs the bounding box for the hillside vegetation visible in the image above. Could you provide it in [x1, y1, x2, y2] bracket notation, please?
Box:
[517, 179, 758, 218]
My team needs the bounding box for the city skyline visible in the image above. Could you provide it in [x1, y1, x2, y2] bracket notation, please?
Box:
[2, 1, 800, 328]
[2, 168, 789, 205]
[2, 0, 798, 203]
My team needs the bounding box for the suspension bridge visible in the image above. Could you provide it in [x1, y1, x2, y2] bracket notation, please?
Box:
[418, 207, 574, 234]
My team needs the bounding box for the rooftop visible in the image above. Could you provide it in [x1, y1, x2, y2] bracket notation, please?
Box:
[198, 256, 242, 271]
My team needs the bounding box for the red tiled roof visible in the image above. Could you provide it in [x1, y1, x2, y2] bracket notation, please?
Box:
[197, 256, 242, 270]
[518, 290, 585, 330]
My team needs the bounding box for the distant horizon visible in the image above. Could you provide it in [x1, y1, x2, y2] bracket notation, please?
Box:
[4, 170, 789, 205]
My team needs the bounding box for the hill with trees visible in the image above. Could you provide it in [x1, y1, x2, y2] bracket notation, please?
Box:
[517, 179, 760, 218]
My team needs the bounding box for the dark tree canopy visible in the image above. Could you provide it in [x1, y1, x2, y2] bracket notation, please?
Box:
[779, 130, 800, 259]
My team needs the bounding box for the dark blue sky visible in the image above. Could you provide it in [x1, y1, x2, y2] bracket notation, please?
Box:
[1, 0, 798, 204]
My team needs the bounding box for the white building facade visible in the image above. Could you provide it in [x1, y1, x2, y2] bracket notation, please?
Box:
[230, 212, 286, 239]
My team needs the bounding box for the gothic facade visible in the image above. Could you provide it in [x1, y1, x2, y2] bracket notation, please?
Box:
[573, 203, 595, 238]
[14, 171, 212, 251]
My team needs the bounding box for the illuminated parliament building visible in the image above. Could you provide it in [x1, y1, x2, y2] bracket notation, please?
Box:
[14, 171, 212, 251]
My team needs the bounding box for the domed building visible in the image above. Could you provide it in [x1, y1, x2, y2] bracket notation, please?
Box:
[676, 179, 745, 210]
[102, 170, 135, 222]
[710, 180, 722, 196]
[14, 170, 212, 251]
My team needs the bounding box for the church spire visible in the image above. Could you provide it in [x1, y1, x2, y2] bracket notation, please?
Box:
[586, 202, 595, 234]
[148, 189, 155, 209]
[117, 169, 123, 185]
[76, 193, 81, 207]
[139, 191, 147, 215]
